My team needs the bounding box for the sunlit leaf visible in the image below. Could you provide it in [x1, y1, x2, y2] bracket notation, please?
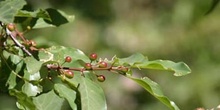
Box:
[54, 84, 77, 110]
[22, 70, 42, 97]
[32, 18, 55, 28]
[33, 90, 65, 110]
[135, 60, 191, 76]
[118, 53, 191, 76]
[21, 57, 43, 96]
[65, 73, 107, 110]
[119, 53, 147, 65]
[46, 46, 90, 64]
[24, 57, 43, 74]
[0, 0, 26, 23]
[38, 49, 54, 62]
[14, 7, 73, 28]
[16, 9, 51, 21]
[127, 76, 180, 110]
[15, 9, 52, 28]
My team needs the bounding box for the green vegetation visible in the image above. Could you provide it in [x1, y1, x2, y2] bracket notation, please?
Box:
[0, 0, 219, 110]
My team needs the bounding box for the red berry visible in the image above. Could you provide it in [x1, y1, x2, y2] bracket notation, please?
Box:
[97, 75, 105, 82]
[65, 56, 72, 63]
[98, 61, 107, 68]
[85, 63, 92, 70]
[89, 53, 97, 61]
[64, 70, 74, 78]
[7, 23, 15, 31]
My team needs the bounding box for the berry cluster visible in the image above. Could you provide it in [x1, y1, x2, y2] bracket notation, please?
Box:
[0, 22, 38, 56]
[46, 53, 129, 82]
[1, 23, 129, 83]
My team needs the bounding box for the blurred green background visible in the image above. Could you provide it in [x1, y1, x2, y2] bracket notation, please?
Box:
[1, 0, 220, 110]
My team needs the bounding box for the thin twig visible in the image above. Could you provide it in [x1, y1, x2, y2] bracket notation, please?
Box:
[5, 28, 32, 56]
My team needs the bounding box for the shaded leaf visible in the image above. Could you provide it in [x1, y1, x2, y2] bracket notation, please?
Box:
[9, 89, 36, 110]
[127, 76, 180, 110]
[6, 54, 24, 89]
[0, 0, 26, 23]
[205, 0, 220, 14]
[135, 60, 191, 76]
[54, 84, 77, 110]
[45, 8, 74, 26]
[33, 90, 65, 110]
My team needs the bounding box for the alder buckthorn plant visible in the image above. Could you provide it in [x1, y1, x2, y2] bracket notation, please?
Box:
[0, 0, 192, 110]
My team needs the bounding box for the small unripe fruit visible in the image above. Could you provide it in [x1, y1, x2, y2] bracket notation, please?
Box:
[64, 70, 74, 78]
[7, 23, 15, 31]
[48, 76, 52, 80]
[97, 75, 105, 82]
[65, 56, 72, 63]
[27, 26, 31, 30]
[98, 61, 107, 68]
[118, 66, 129, 73]
[89, 53, 97, 61]
[85, 63, 92, 70]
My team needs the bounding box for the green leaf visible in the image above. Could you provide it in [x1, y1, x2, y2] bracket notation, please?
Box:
[16, 9, 51, 21]
[0, 0, 26, 23]
[6, 54, 24, 89]
[22, 70, 42, 97]
[24, 57, 44, 74]
[46, 46, 90, 64]
[33, 90, 66, 110]
[32, 18, 55, 28]
[118, 53, 191, 76]
[38, 49, 54, 62]
[54, 84, 77, 110]
[119, 53, 147, 65]
[65, 73, 107, 110]
[127, 76, 180, 110]
[205, 0, 220, 14]
[15, 9, 52, 29]
[45, 8, 75, 26]
[14, 7, 73, 28]
[9, 89, 36, 110]
[27, 8, 75, 28]
[135, 60, 191, 76]
[21, 57, 43, 96]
